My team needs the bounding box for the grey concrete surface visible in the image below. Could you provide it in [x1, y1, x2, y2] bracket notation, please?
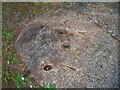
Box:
[14, 3, 119, 88]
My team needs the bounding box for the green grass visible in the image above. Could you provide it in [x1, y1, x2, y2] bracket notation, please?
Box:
[13, 74, 33, 88]
[3, 51, 18, 66]
[13, 74, 25, 88]
[11, 55, 18, 64]
[3, 31, 14, 41]
[2, 22, 14, 41]
[41, 82, 56, 90]
[3, 71, 11, 84]
[3, 71, 33, 88]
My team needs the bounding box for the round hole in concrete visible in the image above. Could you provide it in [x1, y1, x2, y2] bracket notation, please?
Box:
[59, 31, 64, 34]
[62, 43, 70, 49]
[43, 65, 52, 71]
[100, 65, 103, 68]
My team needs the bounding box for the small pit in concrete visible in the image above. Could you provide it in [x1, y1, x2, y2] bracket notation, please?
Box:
[43, 65, 52, 71]
[62, 43, 70, 49]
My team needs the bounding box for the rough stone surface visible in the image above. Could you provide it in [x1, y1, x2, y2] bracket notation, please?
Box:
[14, 3, 119, 88]
[77, 2, 119, 40]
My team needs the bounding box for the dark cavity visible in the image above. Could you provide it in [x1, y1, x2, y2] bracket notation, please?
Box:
[43, 65, 52, 71]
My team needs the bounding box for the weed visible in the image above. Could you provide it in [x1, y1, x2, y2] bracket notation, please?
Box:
[3, 51, 18, 66]
[13, 74, 25, 88]
[13, 74, 34, 88]
[41, 82, 56, 90]
[3, 31, 14, 41]
[11, 55, 18, 64]
[3, 71, 11, 84]
[2, 23, 13, 41]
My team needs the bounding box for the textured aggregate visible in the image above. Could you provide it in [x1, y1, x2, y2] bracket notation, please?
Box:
[15, 3, 119, 88]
